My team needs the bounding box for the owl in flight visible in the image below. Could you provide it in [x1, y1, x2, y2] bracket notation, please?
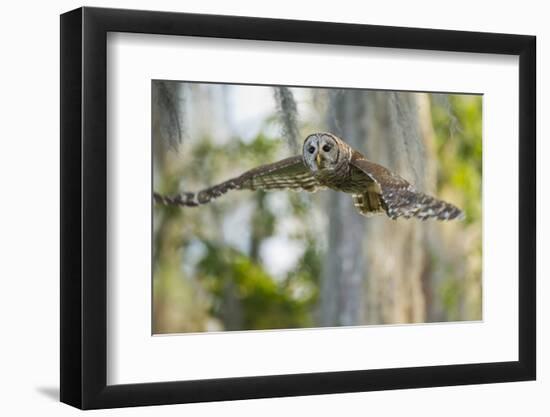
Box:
[154, 133, 464, 221]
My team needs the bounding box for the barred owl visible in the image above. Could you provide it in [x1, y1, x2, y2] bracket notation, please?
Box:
[154, 132, 464, 221]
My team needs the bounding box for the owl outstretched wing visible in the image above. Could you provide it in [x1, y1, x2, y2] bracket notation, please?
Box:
[154, 156, 322, 207]
[350, 153, 464, 221]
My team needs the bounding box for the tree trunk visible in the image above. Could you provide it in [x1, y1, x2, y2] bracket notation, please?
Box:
[152, 81, 212, 333]
[319, 90, 438, 327]
[319, 90, 368, 326]
[362, 92, 430, 324]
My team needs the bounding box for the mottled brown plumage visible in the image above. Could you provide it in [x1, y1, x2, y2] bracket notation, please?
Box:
[154, 132, 464, 221]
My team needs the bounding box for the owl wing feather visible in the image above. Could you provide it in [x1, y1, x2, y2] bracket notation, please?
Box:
[154, 156, 322, 207]
[240, 156, 320, 192]
[350, 153, 464, 221]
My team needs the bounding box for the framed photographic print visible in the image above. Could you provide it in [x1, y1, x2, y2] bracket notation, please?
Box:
[60, 6, 536, 409]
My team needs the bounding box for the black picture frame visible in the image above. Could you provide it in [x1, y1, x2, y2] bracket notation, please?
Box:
[60, 6, 536, 410]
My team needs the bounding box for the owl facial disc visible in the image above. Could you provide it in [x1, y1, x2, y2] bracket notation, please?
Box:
[303, 133, 340, 172]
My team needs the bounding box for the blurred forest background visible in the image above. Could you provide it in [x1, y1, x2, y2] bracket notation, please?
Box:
[152, 81, 482, 334]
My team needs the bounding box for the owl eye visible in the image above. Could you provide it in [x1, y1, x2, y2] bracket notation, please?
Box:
[308, 146, 316, 154]
[322, 144, 332, 152]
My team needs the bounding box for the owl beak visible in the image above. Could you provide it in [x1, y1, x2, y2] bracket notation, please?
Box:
[315, 152, 322, 168]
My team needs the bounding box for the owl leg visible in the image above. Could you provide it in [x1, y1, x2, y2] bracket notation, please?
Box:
[352, 192, 384, 217]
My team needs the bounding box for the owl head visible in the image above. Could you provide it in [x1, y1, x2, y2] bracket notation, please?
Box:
[302, 132, 349, 172]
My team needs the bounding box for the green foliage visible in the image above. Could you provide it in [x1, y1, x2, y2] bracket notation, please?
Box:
[155, 130, 322, 332]
[431, 94, 483, 320]
[431, 95, 482, 223]
[195, 241, 317, 330]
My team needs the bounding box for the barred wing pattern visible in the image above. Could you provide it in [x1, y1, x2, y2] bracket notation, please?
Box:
[350, 154, 464, 221]
[153, 156, 322, 207]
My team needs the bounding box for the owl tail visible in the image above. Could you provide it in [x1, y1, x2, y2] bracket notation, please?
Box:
[386, 191, 464, 221]
[416, 194, 464, 221]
